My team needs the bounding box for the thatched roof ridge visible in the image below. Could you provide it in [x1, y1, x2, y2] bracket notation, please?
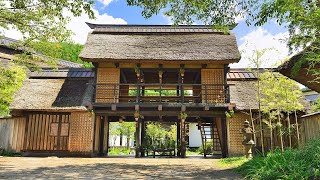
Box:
[10, 78, 93, 111]
[80, 24, 240, 63]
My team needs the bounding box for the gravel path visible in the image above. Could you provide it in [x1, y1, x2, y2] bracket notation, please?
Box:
[0, 157, 242, 179]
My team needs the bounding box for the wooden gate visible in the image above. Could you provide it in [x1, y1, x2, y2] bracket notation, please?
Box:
[25, 112, 70, 151]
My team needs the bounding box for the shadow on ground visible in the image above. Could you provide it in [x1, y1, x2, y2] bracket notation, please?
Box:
[0, 160, 241, 179]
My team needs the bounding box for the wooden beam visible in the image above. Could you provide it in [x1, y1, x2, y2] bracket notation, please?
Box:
[94, 111, 226, 117]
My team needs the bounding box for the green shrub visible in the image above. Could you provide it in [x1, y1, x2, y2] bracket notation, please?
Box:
[198, 140, 213, 155]
[237, 139, 320, 179]
[0, 149, 22, 157]
[108, 147, 131, 155]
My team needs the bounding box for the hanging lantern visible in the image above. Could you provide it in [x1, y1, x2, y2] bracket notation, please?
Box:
[134, 111, 140, 121]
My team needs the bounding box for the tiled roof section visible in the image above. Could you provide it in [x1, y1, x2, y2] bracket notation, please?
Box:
[227, 69, 258, 80]
[56, 59, 83, 68]
[29, 68, 94, 78]
[87, 23, 228, 34]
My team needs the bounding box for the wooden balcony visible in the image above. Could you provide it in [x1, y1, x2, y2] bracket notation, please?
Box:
[91, 83, 230, 105]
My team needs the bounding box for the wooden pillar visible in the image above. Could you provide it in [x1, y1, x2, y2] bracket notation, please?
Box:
[105, 116, 110, 156]
[135, 118, 141, 158]
[141, 120, 146, 157]
[180, 118, 186, 158]
[98, 116, 105, 156]
[221, 116, 229, 158]
[177, 120, 181, 156]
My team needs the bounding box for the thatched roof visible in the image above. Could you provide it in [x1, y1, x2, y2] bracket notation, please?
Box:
[228, 80, 259, 110]
[10, 78, 93, 111]
[277, 51, 320, 93]
[80, 24, 240, 63]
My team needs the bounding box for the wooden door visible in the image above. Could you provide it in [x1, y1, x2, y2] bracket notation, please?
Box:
[25, 112, 70, 151]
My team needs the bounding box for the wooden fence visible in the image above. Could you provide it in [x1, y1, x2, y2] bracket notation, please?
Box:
[301, 112, 320, 145]
[0, 117, 26, 152]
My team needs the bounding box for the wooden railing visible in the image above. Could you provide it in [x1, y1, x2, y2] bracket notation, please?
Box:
[90, 83, 230, 104]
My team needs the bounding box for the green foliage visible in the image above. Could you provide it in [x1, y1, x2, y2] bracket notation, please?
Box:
[250, 0, 320, 81]
[237, 139, 320, 179]
[218, 156, 248, 168]
[0, 64, 26, 117]
[0, 0, 94, 42]
[127, 0, 254, 30]
[31, 41, 93, 68]
[197, 140, 213, 155]
[313, 97, 320, 112]
[145, 122, 177, 149]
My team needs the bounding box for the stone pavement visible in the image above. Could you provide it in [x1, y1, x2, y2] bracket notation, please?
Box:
[0, 157, 242, 179]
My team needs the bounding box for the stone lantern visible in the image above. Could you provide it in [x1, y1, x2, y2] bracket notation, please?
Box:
[241, 120, 255, 159]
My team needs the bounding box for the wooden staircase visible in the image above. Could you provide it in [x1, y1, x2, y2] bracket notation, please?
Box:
[199, 123, 222, 157]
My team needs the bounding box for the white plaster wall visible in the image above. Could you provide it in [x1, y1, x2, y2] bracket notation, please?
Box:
[188, 123, 202, 147]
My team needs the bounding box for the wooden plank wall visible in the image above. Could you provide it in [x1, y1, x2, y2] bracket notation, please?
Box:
[96, 68, 120, 103]
[201, 69, 224, 103]
[301, 114, 320, 145]
[227, 113, 249, 155]
[25, 113, 70, 151]
[0, 117, 26, 152]
[69, 112, 94, 153]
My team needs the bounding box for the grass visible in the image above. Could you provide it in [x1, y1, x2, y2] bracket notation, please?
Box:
[108, 147, 132, 155]
[218, 156, 249, 168]
[0, 149, 22, 157]
[236, 139, 320, 179]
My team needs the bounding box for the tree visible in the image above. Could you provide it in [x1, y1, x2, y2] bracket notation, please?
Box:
[146, 122, 167, 148]
[109, 122, 121, 147]
[118, 122, 136, 149]
[0, 0, 95, 116]
[250, 0, 320, 81]
[246, 48, 272, 155]
[260, 72, 303, 151]
[127, 0, 254, 30]
[0, 64, 26, 117]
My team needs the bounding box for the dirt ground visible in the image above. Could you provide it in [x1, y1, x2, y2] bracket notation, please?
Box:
[0, 156, 242, 179]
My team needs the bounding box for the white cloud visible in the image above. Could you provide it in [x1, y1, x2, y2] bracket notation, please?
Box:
[65, 8, 127, 44]
[230, 27, 290, 68]
[0, 7, 126, 44]
[97, 0, 113, 6]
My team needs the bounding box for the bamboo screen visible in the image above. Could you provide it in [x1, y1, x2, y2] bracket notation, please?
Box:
[227, 113, 249, 155]
[69, 112, 94, 153]
[96, 68, 120, 103]
[201, 69, 224, 103]
[25, 113, 70, 151]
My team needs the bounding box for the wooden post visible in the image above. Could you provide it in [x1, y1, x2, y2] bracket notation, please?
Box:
[181, 118, 186, 158]
[221, 116, 228, 158]
[135, 118, 141, 158]
[106, 116, 110, 156]
[141, 120, 146, 157]
[177, 120, 181, 157]
[99, 116, 105, 156]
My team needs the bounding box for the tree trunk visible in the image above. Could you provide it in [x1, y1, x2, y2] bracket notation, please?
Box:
[287, 112, 292, 148]
[257, 75, 265, 155]
[278, 109, 284, 152]
[127, 137, 130, 150]
[269, 117, 273, 151]
[250, 108, 257, 145]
